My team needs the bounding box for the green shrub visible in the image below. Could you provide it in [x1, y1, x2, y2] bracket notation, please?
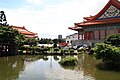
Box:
[70, 49, 74, 53]
[59, 56, 78, 66]
[54, 48, 59, 52]
[94, 43, 120, 67]
[104, 34, 120, 47]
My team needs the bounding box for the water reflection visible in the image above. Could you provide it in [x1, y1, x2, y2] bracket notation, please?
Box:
[0, 56, 24, 80]
[76, 54, 96, 80]
[53, 55, 59, 61]
[43, 56, 48, 61]
[0, 55, 95, 80]
[77, 54, 96, 76]
[0, 54, 120, 80]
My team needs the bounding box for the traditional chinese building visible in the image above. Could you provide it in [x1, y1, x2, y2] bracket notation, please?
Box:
[69, 0, 120, 47]
[0, 11, 38, 38]
[12, 26, 38, 38]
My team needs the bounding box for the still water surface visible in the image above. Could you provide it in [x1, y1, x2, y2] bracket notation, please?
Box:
[0, 54, 120, 80]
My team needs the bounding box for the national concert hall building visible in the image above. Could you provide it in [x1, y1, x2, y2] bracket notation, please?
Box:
[69, 0, 120, 47]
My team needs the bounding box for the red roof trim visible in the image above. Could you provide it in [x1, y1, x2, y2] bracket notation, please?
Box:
[23, 26, 37, 35]
[75, 0, 120, 26]
[83, 16, 95, 21]
[77, 18, 120, 26]
[12, 26, 37, 35]
[12, 26, 25, 29]
[68, 27, 83, 31]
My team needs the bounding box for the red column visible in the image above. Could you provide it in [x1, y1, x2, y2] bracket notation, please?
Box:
[98, 30, 100, 40]
[78, 34, 80, 40]
[86, 31, 88, 40]
[84, 32, 87, 40]
[118, 29, 120, 33]
[86, 32, 88, 40]
[93, 31, 95, 40]
[104, 30, 107, 38]
[88, 31, 90, 40]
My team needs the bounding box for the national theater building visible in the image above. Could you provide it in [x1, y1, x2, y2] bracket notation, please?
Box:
[69, 0, 120, 47]
[12, 26, 38, 38]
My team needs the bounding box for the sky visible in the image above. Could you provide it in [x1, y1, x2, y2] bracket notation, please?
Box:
[0, 0, 110, 39]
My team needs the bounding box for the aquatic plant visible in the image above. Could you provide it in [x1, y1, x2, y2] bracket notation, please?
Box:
[59, 56, 78, 66]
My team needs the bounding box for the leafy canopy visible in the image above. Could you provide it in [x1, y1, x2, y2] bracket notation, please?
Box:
[104, 34, 120, 47]
[0, 26, 25, 45]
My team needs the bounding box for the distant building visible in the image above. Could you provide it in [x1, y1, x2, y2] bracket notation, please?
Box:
[66, 33, 83, 46]
[58, 35, 62, 39]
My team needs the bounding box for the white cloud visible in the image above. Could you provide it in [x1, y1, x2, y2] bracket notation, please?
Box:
[26, 0, 44, 5]
[2, 0, 109, 39]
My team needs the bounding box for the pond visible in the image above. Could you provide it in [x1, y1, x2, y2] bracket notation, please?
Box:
[0, 54, 120, 80]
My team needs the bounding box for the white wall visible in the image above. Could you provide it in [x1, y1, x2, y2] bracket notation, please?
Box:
[66, 33, 79, 46]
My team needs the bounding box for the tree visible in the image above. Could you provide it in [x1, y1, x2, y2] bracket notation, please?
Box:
[94, 43, 120, 68]
[104, 34, 120, 47]
[93, 34, 120, 70]
[52, 39, 58, 44]
[58, 39, 66, 43]
[53, 39, 66, 44]
[24, 38, 37, 46]
[0, 26, 25, 54]
[38, 38, 53, 44]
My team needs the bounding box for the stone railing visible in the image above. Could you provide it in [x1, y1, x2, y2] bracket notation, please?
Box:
[71, 38, 104, 47]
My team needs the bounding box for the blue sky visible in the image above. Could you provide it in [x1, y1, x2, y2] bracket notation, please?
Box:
[0, 0, 110, 39]
[0, 0, 25, 8]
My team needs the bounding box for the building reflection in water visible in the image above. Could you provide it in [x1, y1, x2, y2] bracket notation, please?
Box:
[0, 54, 119, 80]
